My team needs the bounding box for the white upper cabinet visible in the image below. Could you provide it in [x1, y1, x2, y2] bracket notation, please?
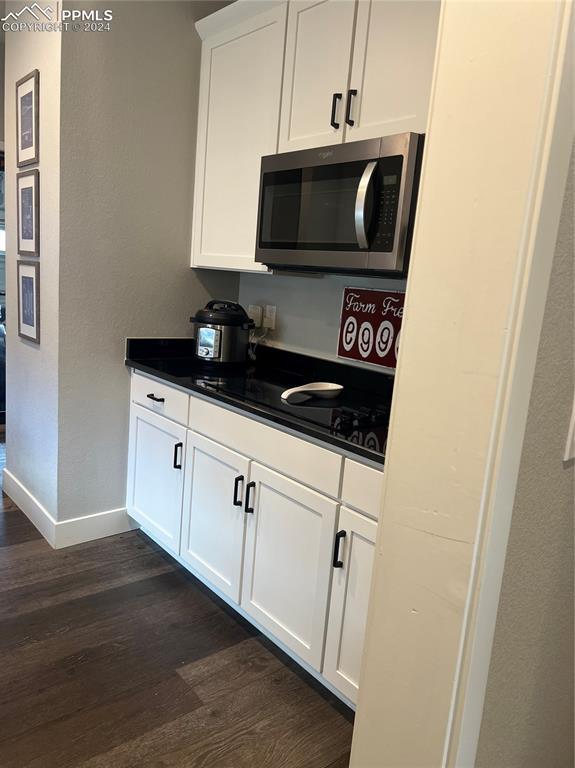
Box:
[278, 0, 440, 151]
[191, 4, 287, 272]
[278, 0, 356, 152]
[190, 0, 440, 272]
[345, 0, 441, 141]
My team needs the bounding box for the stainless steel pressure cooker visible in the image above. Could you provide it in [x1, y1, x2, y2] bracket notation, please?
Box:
[190, 300, 255, 364]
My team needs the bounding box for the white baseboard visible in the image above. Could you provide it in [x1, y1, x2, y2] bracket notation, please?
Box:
[2, 469, 139, 549]
[3, 469, 57, 546]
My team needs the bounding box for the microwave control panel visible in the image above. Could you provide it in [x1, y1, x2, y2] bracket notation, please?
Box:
[371, 155, 403, 253]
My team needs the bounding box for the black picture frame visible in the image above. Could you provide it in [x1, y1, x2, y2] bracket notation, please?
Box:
[17, 168, 40, 257]
[16, 69, 39, 168]
[17, 260, 40, 344]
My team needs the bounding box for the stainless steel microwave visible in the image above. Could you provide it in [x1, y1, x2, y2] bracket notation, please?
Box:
[255, 132, 424, 276]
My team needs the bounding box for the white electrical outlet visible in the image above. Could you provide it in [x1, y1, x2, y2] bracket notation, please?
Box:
[263, 304, 277, 330]
[247, 304, 263, 328]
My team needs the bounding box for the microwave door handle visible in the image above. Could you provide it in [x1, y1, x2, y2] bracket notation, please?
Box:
[355, 160, 378, 249]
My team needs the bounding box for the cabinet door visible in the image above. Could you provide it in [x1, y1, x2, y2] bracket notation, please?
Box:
[127, 404, 187, 556]
[191, 5, 287, 272]
[278, 0, 356, 152]
[180, 432, 250, 603]
[241, 463, 338, 669]
[323, 506, 377, 703]
[345, 0, 440, 142]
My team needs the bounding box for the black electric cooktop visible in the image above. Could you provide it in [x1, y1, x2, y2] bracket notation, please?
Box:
[125, 338, 394, 464]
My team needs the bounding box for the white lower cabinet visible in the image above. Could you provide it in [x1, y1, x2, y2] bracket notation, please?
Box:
[127, 382, 380, 704]
[180, 432, 249, 603]
[323, 506, 377, 704]
[127, 404, 187, 556]
[240, 462, 338, 671]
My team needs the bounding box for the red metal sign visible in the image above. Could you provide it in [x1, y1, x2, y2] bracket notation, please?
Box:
[337, 287, 405, 369]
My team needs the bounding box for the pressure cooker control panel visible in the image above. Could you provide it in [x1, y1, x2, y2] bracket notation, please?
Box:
[197, 326, 221, 359]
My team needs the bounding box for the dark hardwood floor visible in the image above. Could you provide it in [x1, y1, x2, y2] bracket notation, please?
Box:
[0, 442, 353, 767]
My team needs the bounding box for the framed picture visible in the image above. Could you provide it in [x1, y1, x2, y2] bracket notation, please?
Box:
[17, 261, 40, 344]
[16, 69, 39, 167]
[17, 169, 39, 257]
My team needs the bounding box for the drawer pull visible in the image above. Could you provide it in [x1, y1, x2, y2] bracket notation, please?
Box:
[332, 529, 347, 568]
[173, 442, 183, 470]
[245, 481, 256, 514]
[233, 475, 244, 507]
[147, 393, 165, 403]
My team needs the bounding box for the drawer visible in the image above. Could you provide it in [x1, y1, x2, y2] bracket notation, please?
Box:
[341, 458, 384, 521]
[190, 395, 343, 498]
[131, 371, 189, 426]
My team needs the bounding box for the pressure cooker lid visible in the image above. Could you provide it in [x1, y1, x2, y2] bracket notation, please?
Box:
[191, 300, 255, 328]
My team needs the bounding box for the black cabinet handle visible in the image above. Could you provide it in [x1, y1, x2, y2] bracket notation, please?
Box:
[332, 529, 347, 568]
[345, 89, 357, 126]
[233, 475, 244, 507]
[245, 481, 256, 514]
[173, 442, 183, 470]
[330, 92, 342, 129]
[147, 393, 165, 403]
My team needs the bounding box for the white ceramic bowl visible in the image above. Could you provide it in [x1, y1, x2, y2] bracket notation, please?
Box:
[281, 382, 344, 403]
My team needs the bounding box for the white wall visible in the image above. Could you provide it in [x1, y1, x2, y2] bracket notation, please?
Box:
[5, 23, 61, 518]
[4, 2, 239, 536]
[56, 1, 238, 522]
[475, 144, 574, 768]
[239, 272, 405, 363]
[0, 43, 5, 143]
[0, 4, 5, 143]
[350, 1, 572, 765]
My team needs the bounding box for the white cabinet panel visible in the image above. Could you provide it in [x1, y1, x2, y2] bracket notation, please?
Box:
[323, 506, 377, 703]
[345, 0, 440, 141]
[190, 394, 343, 498]
[279, 0, 356, 151]
[191, 4, 287, 271]
[180, 432, 250, 602]
[241, 463, 338, 669]
[131, 371, 189, 426]
[127, 404, 186, 556]
[341, 458, 384, 521]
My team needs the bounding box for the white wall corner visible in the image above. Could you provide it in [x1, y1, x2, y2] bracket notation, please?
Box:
[53, 507, 139, 549]
[3, 468, 57, 547]
[448, 3, 575, 766]
[3, 468, 139, 549]
[350, 2, 575, 767]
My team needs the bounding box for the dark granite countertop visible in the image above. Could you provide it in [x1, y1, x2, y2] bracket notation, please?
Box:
[125, 338, 394, 465]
